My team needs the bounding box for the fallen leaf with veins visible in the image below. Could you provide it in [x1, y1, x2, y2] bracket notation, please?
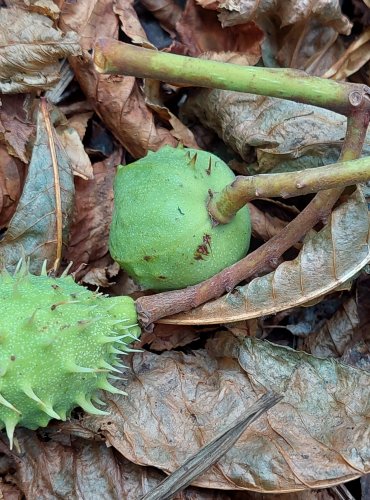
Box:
[11, 430, 227, 500]
[0, 102, 74, 273]
[81, 336, 370, 492]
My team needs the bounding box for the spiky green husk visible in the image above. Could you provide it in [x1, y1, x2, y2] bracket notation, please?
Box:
[0, 267, 140, 447]
[109, 146, 251, 290]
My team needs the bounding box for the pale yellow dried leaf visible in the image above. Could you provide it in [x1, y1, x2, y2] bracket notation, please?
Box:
[162, 189, 370, 324]
[0, 8, 80, 93]
[57, 125, 93, 179]
[23, 0, 60, 20]
[322, 27, 370, 80]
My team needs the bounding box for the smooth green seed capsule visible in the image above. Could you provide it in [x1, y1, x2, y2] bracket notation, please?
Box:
[109, 146, 251, 291]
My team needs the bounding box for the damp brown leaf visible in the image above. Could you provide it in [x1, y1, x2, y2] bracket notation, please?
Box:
[0, 101, 74, 273]
[81, 336, 370, 492]
[58, 0, 177, 158]
[0, 7, 80, 94]
[163, 189, 370, 325]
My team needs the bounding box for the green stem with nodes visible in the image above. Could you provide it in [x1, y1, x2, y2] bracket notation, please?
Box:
[208, 156, 370, 224]
[94, 38, 370, 115]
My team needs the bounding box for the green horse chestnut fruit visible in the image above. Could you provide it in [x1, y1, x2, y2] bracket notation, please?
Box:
[109, 146, 251, 290]
[0, 265, 140, 447]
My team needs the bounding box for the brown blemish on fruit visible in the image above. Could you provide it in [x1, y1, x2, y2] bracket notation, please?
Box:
[157, 276, 167, 280]
[143, 256, 154, 261]
[194, 234, 212, 260]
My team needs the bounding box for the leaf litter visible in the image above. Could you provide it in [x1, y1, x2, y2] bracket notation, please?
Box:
[0, 0, 370, 498]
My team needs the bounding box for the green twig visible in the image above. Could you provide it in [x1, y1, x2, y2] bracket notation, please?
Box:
[208, 156, 370, 224]
[94, 38, 370, 115]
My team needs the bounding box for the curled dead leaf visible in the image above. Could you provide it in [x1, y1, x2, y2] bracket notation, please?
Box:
[213, 0, 352, 35]
[65, 149, 120, 280]
[0, 7, 80, 93]
[0, 95, 34, 164]
[323, 27, 370, 80]
[182, 87, 370, 173]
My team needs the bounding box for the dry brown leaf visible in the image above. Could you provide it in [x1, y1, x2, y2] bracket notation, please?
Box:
[81, 336, 370, 492]
[58, 0, 177, 158]
[65, 149, 120, 279]
[248, 203, 290, 242]
[176, 0, 263, 57]
[0, 7, 80, 93]
[113, 0, 150, 46]
[139, 323, 200, 351]
[0, 95, 34, 164]
[323, 27, 370, 80]
[181, 87, 370, 173]
[300, 298, 359, 359]
[274, 19, 345, 76]
[11, 430, 227, 499]
[213, 0, 352, 34]
[144, 79, 199, 148]
[140, 0, 183, 36]
[0, 146, 25, 229]
[67, 112, 93, 140]
[56, 125, 93, 180]
[81, 261, 120, 288]
[163, 189, 370, 325]
[0, 101, 75, 273]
